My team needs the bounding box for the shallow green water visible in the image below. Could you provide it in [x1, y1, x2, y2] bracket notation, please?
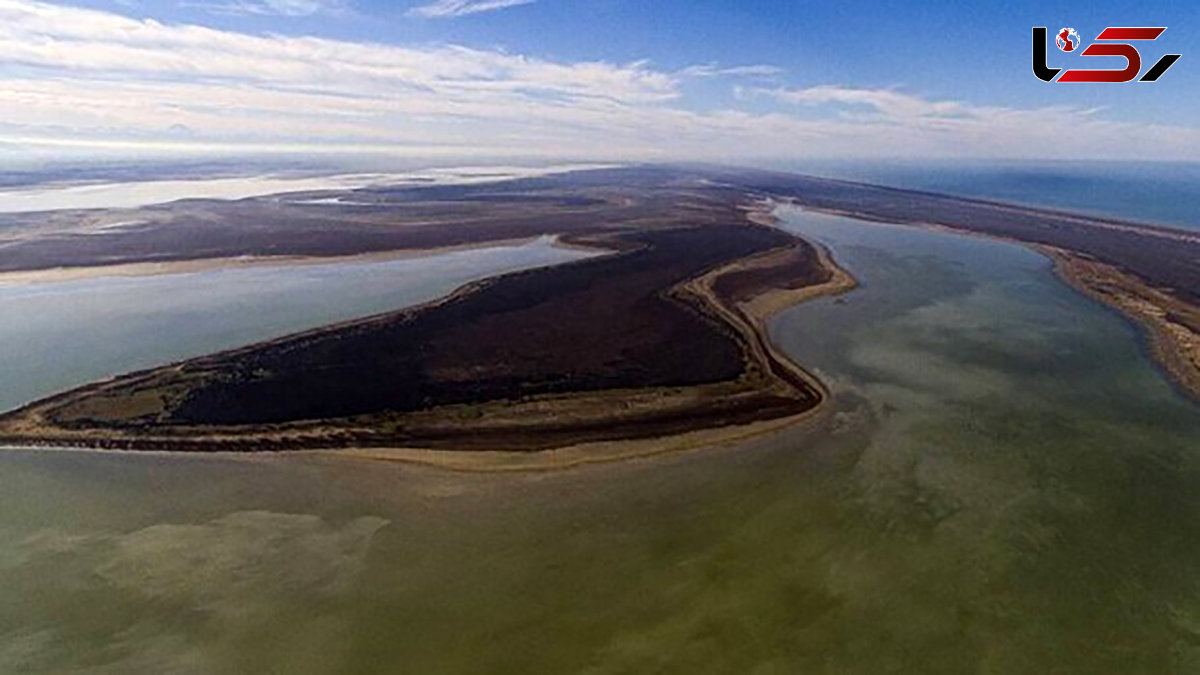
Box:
[1, 209, 1198, 673]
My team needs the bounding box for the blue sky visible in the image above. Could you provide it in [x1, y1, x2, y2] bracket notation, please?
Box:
[1, 0, 1197, 161]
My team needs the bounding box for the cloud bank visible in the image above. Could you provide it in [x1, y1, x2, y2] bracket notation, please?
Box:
[409, 0, 536, 18]
[187, 0, 348, 16]
[0, 0, 1195, 161]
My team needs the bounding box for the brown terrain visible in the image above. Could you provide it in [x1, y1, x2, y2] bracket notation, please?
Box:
[0, 165, 1196, 455]
[0, 170, 847, 452]
[706, 166, 1200, 402]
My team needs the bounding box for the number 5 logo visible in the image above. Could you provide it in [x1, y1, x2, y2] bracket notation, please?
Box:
[1033, 26, 1181, 82]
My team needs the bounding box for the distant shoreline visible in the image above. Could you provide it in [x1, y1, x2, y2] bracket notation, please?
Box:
[1, 165, 1196, 467]
[0, 218, 854, 473]
[0, 235, 585, 285]
[0, 184, 854, 460]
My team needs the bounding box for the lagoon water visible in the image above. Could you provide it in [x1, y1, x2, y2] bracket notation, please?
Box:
[0, 237, 593, 413]
[2, 208, 1200, 673]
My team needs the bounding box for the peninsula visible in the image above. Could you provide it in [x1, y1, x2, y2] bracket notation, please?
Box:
[0, 165, 1196, 456]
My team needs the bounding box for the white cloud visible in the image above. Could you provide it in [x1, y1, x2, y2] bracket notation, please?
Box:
[409, 0, 535, 19]
[0, 0, 1195, 161]
[184, 0, 348, 16]
[752, 85, 967, 118]
[0, 1, 675, 100]
[679, 63, 784, 79]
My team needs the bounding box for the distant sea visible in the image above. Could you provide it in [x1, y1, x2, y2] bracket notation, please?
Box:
[776, 160, 1200, 232]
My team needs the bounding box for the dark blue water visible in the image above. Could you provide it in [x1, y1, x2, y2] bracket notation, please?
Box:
[775, 160, 1200, 231]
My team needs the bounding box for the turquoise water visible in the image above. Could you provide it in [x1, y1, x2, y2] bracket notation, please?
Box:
[1, 207, 1197, 672]
[0, 238, 593, 413]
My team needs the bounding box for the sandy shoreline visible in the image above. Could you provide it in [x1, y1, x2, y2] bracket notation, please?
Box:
[0, 201, 858, 470]
[307, 404, 834, 473]
[1043, 247, 1200, 402]
[8, 190, 1194, 471]
[0, 399, 830, 473]
[784, 201, 1200, 404]
[323, 203, 859, 472]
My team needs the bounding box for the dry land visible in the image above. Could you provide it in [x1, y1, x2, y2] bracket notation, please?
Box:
[0, 165, 1196, 458]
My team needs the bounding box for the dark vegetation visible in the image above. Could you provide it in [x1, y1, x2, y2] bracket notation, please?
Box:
[0, 171, 831, 450]
[167, 224, 792, 425]
[2, 164, 1196, 451]
[710, 244, 833, 305]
